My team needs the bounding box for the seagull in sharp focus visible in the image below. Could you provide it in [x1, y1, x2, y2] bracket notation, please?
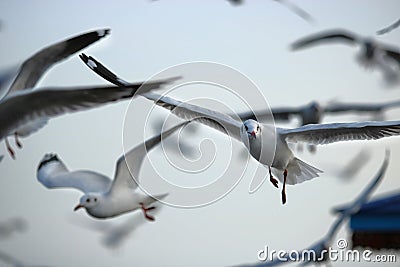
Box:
[235, 99, 400, 153]
[1, 28, 110, 159]
[37, 120, 191, 220]
[291, 29, 400, 86]
[235, 151, 389, 266]
[79, 54, 400, 204]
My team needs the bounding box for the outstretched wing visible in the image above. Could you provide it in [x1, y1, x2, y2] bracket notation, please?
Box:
[109, 120, 192, 194]
[279, 120, 400, 145]
[291, 29, 358, 50]
[0, 79, 176, 141]
[79, 53, 243, 140]
[37, 153, 111, 193]
[376, 18, 400, 35]
[6, 29, 110, 97]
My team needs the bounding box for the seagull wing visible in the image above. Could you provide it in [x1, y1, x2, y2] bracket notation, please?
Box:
[109, 120, 191, 194]
[37, 154, 111, 193]
[0, 79, 175, 141]
[279, 120, 400, 145]
[291, 29, 358, 50]
[7, 29, 110, 97]
[376, 18, 400, 35]
[79, 53, 243, 140]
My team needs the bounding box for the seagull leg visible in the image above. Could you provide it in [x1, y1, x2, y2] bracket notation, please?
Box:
[14, 132, 23, 148]
[281, 169, 288, 204]
[140, 202, 156, 221]
[5, 138, 15, 159]
[269, 166, 279, 188]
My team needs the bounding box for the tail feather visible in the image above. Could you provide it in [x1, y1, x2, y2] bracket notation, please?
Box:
[273, 157, 323, 185]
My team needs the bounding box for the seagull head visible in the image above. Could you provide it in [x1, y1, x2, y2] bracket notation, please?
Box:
[242, 119, 261, 139]
[74, 194, 101, 212]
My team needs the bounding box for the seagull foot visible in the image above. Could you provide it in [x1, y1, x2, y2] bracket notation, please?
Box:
[5, 138, 16, 160]
[14, 133, 23, 149]
[281, 169, 288, 205]
[140, 203, 156, 221]
[268, 167, 279, 188]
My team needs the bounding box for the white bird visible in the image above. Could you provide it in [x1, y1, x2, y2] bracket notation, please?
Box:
[0, 78, 178, 155]
[79, 54, 400, 204]
[235, 99, 400, 153]
[235, 150, 389, 267]
[291, 29, 400, 86]
[377, 18, 400, 35]
[1, 28, 110, 158]
[37, 120, 191, 220]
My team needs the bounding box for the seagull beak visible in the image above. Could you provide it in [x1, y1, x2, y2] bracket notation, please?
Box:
[250, 131, 256, 137]
[73, 204, 83, 211]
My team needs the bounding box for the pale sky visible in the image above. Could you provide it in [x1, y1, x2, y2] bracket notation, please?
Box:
[0, 1, 400, 266]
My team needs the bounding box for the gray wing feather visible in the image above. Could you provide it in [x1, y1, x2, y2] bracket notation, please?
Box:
[280, 121, 400, 145]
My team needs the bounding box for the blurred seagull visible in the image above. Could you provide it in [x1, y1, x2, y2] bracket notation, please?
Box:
[226, 0, 315, 23]
[0, 78, 179, 157]
[291, 29, 400, 86]
[37, 121, 191, 220]
[235, 150, 389, 266]
[1, 28, 110, 158]
[377, 18, 400, 35]
[235, 99, 400, 152]
[79, 54, 400, 204]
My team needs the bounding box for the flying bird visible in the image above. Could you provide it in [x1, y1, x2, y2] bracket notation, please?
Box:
[377, 18, 400, 35]
[235, 150, 389, 266]
[37, 120, 191, 220]
[0, 217, 27, 240]
[79, 54, 400, 204]
[291, 29, 400, 86]
[235, 99, 400, 152]
[1, 28, 110, 158]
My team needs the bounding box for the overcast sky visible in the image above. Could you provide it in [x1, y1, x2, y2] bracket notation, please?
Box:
[0, 1, 400, 266]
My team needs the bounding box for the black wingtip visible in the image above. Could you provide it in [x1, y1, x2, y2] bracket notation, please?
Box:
[38, 153, 60, 171]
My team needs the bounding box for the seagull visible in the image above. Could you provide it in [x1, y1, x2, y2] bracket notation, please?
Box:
[37, 120, 191, 220]
[226, 0, 315, 23]
[1, 28, 110, 158]
[235, 150, 389, 267]
[79, 54, 400, 204]
[291, 29, 400, 86]
[0, 77, 179, 156]
[377, 18, 400, 35]
[235, 99, 400, 152]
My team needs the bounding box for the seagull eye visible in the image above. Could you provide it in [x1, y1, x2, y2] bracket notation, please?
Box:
[245, 126, 248, 131]
[86, 199, 90, 203]
[257, 126, 260, 131]
[94, 198, 97, 202]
